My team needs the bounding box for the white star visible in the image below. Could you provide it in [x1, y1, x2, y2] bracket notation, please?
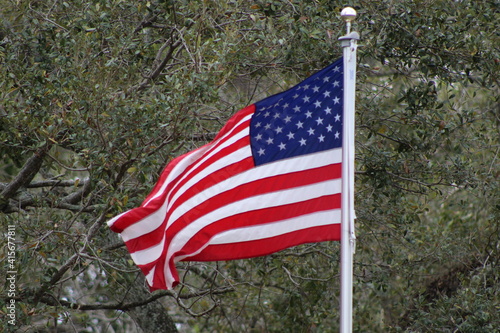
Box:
[296, 121, 304, 129]
[264, 111, 270, 117]
[326, 124, 333, 132]
[314, 100, 322, 108]
[255, 122, 262, 127]
[275, 126, 283, 134]
[334, 114, 341, 122]
[266, 137, 274, 144]
[323, 90, 331, 98]
[282, 103, 289, 109]
[303, 84, 310, 90]
[273, 113, 280, 119]
[255, 133, 263, 140]
[302, 95, 310, 103]
[257, 148, 265, 156]
[305, 111, 312, 118]
[299, 138, 307, 146]
[333, 96, 340, 104]
[287, 131, 295, 140]
[278, 142, 286, 150]
[315, 117, 324, 125]
[293, 105, 301, 113]
[334, 131, 340, 139]
[307, 128, 315, 136]
[333, 66, 340, 72]
[324, 107, 332, 114]
[323, 76, 330, 83]
[318, 134, 325, 142]
[333, 80, 340, 87]
[293, 93, 300, 99]
[312, 85, 320, 92]
[284, 115, 292, 123]
[264, 123, 272, 130]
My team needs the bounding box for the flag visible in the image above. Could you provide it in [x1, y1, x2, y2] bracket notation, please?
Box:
[108, 58, 344, 290]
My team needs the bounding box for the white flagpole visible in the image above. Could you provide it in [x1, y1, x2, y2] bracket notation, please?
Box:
[339, 7, 359, 333]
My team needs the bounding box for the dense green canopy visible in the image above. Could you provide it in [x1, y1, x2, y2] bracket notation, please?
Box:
[1, 1, 498, 332]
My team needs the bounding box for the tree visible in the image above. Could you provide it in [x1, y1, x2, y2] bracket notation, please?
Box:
[1, 0, 498, 332]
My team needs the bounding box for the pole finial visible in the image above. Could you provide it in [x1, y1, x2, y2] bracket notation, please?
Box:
[340, 7, 357, 34]
[340, 7, 357, 22]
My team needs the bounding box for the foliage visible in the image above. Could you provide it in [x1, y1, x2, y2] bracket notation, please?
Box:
[0, 0, 498, 332]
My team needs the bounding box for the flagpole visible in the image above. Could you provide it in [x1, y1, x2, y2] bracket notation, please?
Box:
[338, 7, 359, 333]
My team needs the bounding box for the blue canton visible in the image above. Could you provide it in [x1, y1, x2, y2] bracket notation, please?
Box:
[250, 58, 343, 166]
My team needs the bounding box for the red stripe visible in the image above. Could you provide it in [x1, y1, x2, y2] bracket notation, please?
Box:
[124, 163, 341, 252]
[187, 223, 341, 261]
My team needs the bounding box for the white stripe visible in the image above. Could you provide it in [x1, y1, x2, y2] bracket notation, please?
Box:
[168, 148, 342, 227]
[170, 209, 341, 287]
[210, 209, 341, 244]
[106, 210, 129, 227]
[177, 209, 341, 261]
[130, 239, 165, 266]
[145, 266, 155, 287]
[116, 148, 211, 240]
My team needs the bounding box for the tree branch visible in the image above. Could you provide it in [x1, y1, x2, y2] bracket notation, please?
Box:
[32, 206, 111, 303]
[25, 286, 234, 311]
[0, 183, 97, 214]
[62, 178, 92, 204]
[27, 178, 88, 188]
[398, 256, 485, 329]
[0, 143, 52, 205]
[127, 33, 184, 95]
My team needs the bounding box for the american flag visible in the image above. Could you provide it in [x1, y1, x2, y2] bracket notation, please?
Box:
[108, 58, 344, 290]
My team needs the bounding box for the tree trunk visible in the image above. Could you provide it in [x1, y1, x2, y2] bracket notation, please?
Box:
[125, 276, 179, 333]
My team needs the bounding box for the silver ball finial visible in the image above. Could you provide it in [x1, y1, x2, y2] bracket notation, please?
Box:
[340, 7, 357, 22]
